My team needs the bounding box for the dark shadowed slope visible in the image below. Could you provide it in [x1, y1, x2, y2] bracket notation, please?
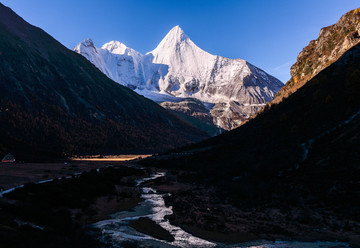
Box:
[0, 3, 208, 160]
[140, 33, 360, 247]
[143, 41, 360, 211]
[149, 42, 360, 174]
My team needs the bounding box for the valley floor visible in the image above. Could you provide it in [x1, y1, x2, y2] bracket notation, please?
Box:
[0, 162, 108, 191]
[0, 156, 149, 191]
[0, 160, 358, 247]
[0, 161, 148, 248]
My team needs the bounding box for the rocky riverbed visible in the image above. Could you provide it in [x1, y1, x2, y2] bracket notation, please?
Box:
[92, 169, 351, 248]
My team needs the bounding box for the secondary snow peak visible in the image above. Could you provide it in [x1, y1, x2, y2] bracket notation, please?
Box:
[101, 40, 139, 56]
[73, 38, 97, 55]
[84, 38, 94, 44]
[81, 38, 96, 49]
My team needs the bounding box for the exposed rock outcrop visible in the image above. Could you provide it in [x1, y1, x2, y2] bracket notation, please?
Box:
[272, 8, 360, 104]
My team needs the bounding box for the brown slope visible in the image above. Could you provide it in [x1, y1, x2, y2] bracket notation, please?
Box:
[272, 8, 360, 105]
[0, 3, 208, 161]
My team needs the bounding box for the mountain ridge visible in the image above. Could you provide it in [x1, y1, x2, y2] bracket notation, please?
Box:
[271, 8, 360, 105]
[74, 26, 283, 130]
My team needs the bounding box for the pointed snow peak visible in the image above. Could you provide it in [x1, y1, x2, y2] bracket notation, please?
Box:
[170, 25, 185, 35]
[148, 25, 191, 56]
[164, 25, 188, 43]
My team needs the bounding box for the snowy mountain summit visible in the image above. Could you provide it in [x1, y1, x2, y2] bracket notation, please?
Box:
[74, 26, 283, 130]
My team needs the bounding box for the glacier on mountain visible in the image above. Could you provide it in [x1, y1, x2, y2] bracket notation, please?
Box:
[74, 25, 283, 130]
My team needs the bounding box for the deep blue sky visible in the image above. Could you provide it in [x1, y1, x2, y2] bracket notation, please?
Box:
[2, 0, 359, 82]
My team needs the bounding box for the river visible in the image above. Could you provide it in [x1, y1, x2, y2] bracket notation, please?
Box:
[93, 171, 350, 248]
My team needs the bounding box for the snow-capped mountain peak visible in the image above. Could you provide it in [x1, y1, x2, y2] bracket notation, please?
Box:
[148, 25, 214, 73]
[162, 25, 189, 43]
[74, 38, 97, 53]
[82, 38, 96, 48]
[74, 26, 283, 130]
[101, 40, 142, 57]
[102, 40, 128, 54]
[148, 25, 194, 56]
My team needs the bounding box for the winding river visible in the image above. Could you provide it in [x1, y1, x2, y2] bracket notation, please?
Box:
[93, 172, 350, 248]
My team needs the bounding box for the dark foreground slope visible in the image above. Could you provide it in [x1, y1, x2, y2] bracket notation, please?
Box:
[142, 42, 360, 245]
[0, 4, 208, 160]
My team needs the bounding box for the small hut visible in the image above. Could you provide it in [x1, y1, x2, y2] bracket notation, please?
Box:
[2, 153, 15, 163]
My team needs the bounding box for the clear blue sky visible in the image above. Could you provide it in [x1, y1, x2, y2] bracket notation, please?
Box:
[1, 0, 359, 82]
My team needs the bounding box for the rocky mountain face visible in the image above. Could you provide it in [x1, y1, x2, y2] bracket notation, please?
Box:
[272, 8, 360, 104]
[160, 99, 213, 125]
[159, 98, 221, 136]
[74, 26, 283, 130]
[0, 3, 208, 160]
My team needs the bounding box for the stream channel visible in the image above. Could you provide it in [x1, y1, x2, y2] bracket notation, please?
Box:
[93, 171, 350, 248]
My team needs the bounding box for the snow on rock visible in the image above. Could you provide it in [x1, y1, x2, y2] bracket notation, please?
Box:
[74, 26, 283, 130]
